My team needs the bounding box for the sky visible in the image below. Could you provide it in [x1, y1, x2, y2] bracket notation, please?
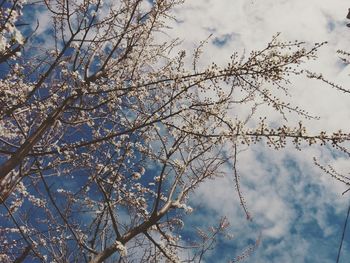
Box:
[161, 1, 350, 262]
[2, 0, 350, 262]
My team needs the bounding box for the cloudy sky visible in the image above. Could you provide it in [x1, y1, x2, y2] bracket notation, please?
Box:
[162, 1, 350, 262]
[10, 0, 350, 262]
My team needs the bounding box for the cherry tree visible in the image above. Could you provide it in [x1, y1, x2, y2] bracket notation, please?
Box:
[0, 0, 349, 262]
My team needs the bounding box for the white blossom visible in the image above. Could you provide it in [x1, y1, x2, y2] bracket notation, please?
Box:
[132, 172, 141, 180]
[115, 241, 127, 257]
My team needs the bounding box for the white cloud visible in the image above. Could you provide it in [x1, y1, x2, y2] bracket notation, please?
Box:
[159, 1, 350, 260]
[165, 0, 350, 132]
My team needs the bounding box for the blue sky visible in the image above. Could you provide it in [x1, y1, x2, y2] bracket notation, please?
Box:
[2, 0, 350, 262]
[187, 145, 349, 262]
